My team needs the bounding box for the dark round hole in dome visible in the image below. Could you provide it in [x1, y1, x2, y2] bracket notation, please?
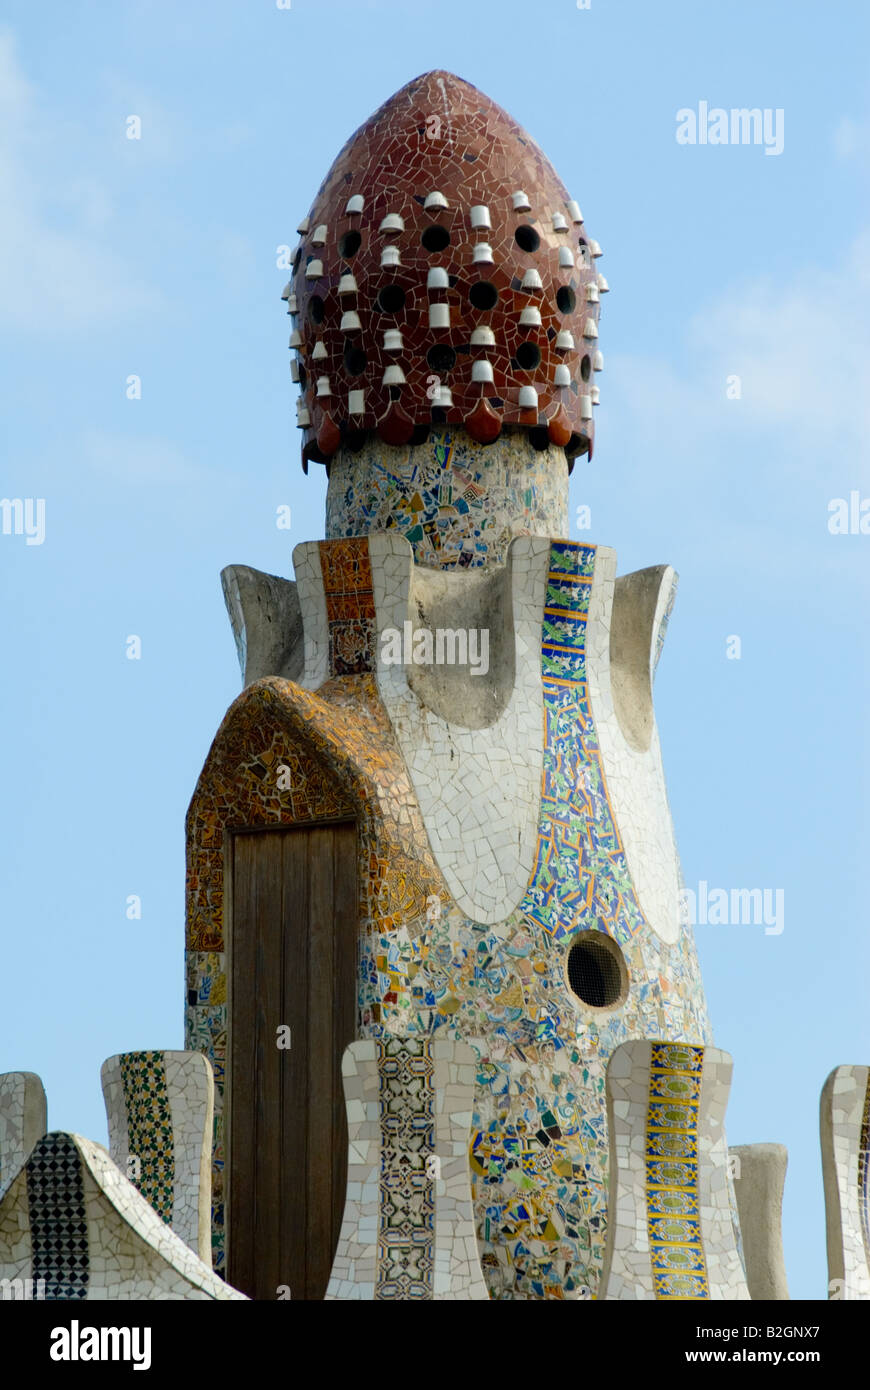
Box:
[298, 364, 308, 391]
[469, 281, 499, 311]
[427, 344, 457, 373]
[556, 286, 576, 314]
[308, 294, 326, 325]
[580, 354, 591, 382]
[377, 284, 406, 314]
[514, 224, 541, 253]
[342, 428, 367, 452]
[293, 247, 302, 274]
[339, 230, 362, 259]
[410, 424, 431, 446]
[516, 342, 541, 371]
[528, 426, 549, 451]
[566, 932, 626, 1009]
[343, 343, 367, 376]
[421, 225, 451, 253]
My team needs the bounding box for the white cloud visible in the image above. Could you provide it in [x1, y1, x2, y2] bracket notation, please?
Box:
[597, 229, 870, 588]
[688, 232, 870, 464]
[608, 228, 870, 478]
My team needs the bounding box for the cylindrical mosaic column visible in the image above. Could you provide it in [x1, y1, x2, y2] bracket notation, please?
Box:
[326, 428, 569, 571]
[600, 1041, 749, 1300]
[820, 1063, 870, 1299]
[326, 1036, 488, 1300]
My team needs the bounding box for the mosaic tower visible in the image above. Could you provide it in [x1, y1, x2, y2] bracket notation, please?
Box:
[185, 70, 712, 1300]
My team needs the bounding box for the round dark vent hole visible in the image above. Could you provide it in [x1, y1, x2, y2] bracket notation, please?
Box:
[469, 281, 499, 311]
[421, 225, 451, 253]
[580, 354, 591, 382]
[339, 230, 362, 259]
[514, 224, 541, 253]
[342, 428, 367, 452]
[556, 286, 576, 314]
[377, 284, 406, 313]
[566, 932, 627, 1009]
[298, 364, 308, 391]
[308, 294, 326, 325]
[427, 344, 457, 373]
[343, 343, 367, 376]
[516, 342, 541, 370]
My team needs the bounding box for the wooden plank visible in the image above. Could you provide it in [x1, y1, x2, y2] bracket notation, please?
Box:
[253, 831, 284, 1299]
[229, 820, 357, 1301]
[281, 825, 310, 1300]
[331, 822, 357, 1257]
[228, 831, 257, 1296]
[306, 825, 335, 1298]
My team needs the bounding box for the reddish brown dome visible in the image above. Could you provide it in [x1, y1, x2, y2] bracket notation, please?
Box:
[283, 70, 605, 467]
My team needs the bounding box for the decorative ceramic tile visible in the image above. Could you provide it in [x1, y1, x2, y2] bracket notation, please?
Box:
[286, 71, 602, 465]
[600, 1041, 749, 1300]
[26, 1133, 90, 1300]
[326, 428, 568, 570]
[326, 1038, 488, 1300]
[102, 1051, 214, 1264]
[185, 672, 442, 1271]
[0, 1131, 246, 1300]
[189, 529, 713, 1291]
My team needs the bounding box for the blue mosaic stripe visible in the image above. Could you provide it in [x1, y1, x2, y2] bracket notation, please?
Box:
[521, 540, 648, 943]
[645, 1044, 709, 1300]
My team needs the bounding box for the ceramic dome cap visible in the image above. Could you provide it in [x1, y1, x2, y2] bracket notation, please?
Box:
[286, 70, 602, 465]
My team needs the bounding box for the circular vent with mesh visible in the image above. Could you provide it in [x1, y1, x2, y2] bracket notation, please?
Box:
[566, 932, 628, 1010]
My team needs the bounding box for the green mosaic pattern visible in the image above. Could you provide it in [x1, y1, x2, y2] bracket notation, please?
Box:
[119, 1051, 175, 1226]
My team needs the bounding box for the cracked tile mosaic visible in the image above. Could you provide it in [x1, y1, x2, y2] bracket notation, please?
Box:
[26, 1133, 90, 1300]
[821, 1064, 870, 1298]
[102, 1051, 214, 1264]
[856, 1078, 861, 1273]
[320, 536, 377, 673]
[327, 1039, 488, 1300]
[375, 1036, 436, 1298]
[0, 1071, 46, 1201]
[285, 71, 603, 465]
[645, 1043, 708, 1300]
[326, 427, 568, 569]
[188, 523, 712, 1292]
[185, 671, 442, 1272]
[521, 541, 647, 945]
[601, 1042, 748, 1301]
[117, 1052, 175, 1226]
[0, 1130, 246, 1300]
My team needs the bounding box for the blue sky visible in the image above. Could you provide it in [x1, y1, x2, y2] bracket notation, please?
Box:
[1, 0, 868, 1300]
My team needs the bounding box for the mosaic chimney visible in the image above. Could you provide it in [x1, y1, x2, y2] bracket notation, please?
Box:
[285, 70, 604, 569]
[184, 69, 714, 1303]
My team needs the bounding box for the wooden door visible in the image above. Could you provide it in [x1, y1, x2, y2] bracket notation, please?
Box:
[228, 822, 357, 1300]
